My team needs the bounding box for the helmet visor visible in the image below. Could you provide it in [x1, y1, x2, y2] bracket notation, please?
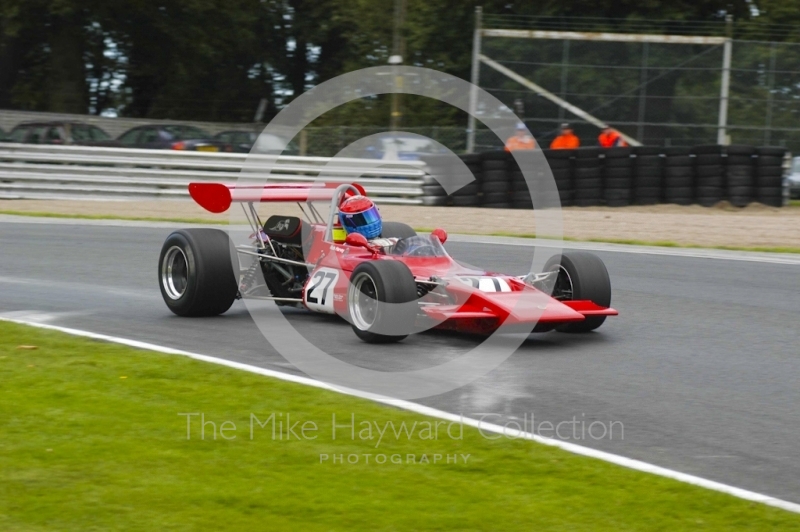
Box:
[340, 205, 380, 232]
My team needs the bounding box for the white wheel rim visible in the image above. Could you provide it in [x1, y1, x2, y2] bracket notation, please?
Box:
[162, 246, 189, 300]
[349, 272, 379, 331]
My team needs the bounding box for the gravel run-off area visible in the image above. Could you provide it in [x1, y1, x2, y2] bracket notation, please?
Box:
[0, 199, 798, 250]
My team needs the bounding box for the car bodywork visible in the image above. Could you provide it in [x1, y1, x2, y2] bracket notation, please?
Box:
[118, 125, 230, 152]
[213, 130, 300, 155]
[187, 181, 617, 336]
[6, 121, 119, 147]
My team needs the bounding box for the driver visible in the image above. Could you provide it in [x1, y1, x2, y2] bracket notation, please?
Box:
[339, 195, 397, 250]
[339, 195, 442, 256]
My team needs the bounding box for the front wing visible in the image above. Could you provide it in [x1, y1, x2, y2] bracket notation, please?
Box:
[420, 282, 617, 334]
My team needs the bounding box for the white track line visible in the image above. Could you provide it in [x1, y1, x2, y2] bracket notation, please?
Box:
[3, 316, 799, 514]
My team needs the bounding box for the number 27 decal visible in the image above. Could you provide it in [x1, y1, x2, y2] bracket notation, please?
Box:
[305, 268, 340, 313]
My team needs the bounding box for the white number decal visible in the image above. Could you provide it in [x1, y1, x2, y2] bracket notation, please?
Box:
[305, 267, 340, 313]
[456, 276, 512, 292]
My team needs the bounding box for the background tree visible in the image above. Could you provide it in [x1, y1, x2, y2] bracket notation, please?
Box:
[1, 0, 796, 133]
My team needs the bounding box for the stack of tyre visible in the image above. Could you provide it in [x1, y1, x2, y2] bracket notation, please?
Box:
[541, 149, 573, 207]
[723, 145, 758, 207]
[479, 151, 511, 209]
[418, 154, 449, 206]
[508, 160, 533, 210]
[602, 147, 633, 206]
[434, 153, 480, 208]
[573, 148, 603, 206]
[633, 147, 666, 204]
[420, 174, 449, 206]
[754, 147, 786, 207]
[505, 153, 527, 209]
[662, 146, 695, 205]
[692, 145, 726, 206]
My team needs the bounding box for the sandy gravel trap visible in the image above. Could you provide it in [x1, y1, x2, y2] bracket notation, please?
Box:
[0, 199, 798, 250]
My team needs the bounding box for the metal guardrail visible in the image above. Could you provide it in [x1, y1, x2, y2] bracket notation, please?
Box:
[0, 143, 428, 205]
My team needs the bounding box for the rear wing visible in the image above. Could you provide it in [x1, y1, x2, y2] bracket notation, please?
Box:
[189, 182, 357, 213]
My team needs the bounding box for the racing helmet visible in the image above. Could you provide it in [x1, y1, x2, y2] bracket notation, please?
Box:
[339, 195, 382, 240]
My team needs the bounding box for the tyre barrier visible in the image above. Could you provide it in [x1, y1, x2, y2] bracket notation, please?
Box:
[603, 146, 634, 207]
[636, 146, 668, 205]
[420, 146, 788, 209]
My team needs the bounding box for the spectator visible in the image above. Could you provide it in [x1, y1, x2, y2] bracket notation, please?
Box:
[505, 122, 536, 152]
[598, 126, 628, 148]
[550, 123, 580, 149]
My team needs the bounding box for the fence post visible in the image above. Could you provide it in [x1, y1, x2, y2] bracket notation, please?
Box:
[637, 42, 649, 143]
[764, 42, 777, 146]
[466, 6, 483, 154]
[717, 16, 733, 145]
[558, 40, 570, 121]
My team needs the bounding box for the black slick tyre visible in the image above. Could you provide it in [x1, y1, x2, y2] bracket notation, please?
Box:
[381, 222, 417, 239]
[348, 261, 418, 343]
[544, 251, 612, 333]
[158, 229, 238, 317]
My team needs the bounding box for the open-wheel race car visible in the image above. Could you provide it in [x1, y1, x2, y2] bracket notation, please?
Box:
[158, 182, 617, 343]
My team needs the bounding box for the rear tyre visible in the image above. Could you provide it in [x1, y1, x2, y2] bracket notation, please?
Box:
[348, 261, 418, 343]
[158, 229, 238, 317]
[381, 222, 417, 239]
[544, 252, 611, 333]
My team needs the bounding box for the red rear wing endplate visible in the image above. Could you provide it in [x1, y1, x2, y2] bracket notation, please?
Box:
[189, 182, 342, 213]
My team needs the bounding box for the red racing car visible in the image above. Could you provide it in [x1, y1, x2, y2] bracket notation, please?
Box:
[158, 182, 617, 343]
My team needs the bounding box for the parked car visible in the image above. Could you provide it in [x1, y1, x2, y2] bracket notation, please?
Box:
[789, 157, 800, 199]
[5, 121, 119, 147]
[213, 130, 299, 154]
[118, 125, 230, 152]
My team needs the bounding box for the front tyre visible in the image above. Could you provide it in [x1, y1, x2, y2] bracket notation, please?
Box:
[348, 261, 418, 343]
[544, 251, 611, 333]
[158, 229, 238, 317]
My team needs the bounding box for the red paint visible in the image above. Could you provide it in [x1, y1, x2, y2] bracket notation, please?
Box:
[188, 182, 339, 213]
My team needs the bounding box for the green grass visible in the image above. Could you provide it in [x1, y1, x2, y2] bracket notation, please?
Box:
[485, 233, 800, 255]
[444, 227, 800, 254]
[791, 200, 800, 207]
[3, 209, 799, 254]
[1, 322, 799, 530]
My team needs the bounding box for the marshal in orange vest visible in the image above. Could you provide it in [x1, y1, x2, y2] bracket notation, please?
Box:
[550, 123, 580, 149]
[598, 127, 627, 148]
[505, 122, 536, 152]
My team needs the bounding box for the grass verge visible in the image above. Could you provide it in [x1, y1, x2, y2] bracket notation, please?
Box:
[418, 227, 800, 255]
[1, 321, 799, 530]
[3, 209, 800, 254]
[488, 233, 800, 255]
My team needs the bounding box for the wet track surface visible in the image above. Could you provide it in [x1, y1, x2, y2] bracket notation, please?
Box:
[1, 218, 799, 502]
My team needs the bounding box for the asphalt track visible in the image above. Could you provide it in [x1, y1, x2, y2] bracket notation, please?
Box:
[1, 216, 799, 503]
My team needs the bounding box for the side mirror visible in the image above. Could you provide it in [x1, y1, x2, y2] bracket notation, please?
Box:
[431, 228, 448, 244]
[345, 232, 370, 248]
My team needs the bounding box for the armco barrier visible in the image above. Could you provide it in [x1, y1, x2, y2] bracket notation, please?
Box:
[419, 146, 789, 209]
[0, 143, 427, 205]
[2, 143, 785, 209]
